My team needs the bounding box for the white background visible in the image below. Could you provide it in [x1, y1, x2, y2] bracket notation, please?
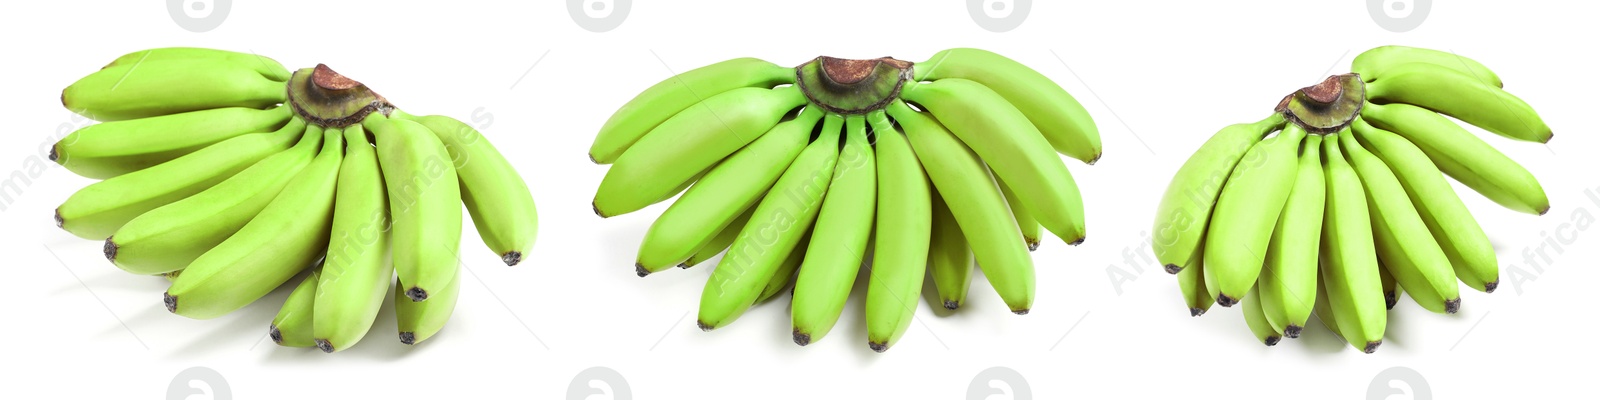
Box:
[1, 0, 1594, 398]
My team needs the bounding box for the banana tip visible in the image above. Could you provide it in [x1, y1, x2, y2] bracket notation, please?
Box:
[1027, 240, 1040, 252]
[399, 332, 417, 345]
[588, 153, 600, 164]
[1263, 336, 1281, 346]
[102, 238, 118, 262]
[1215, 295, 1238, 308]
[1539, 206, 1551, 216]
[53, 208, 64, 228]
[268, 325, 284, 344]
[943, 300, 960, 310]
[1012, 308, 1030, 316]
[1188, 307, 1205, 317]
[592, 202, 609, 218]
[1086, 153, 1102, 165]
[677, 262, 692, 269]
[792, 330, 811, 346]
[1284, 325, 1303, 338]
[1484, 280, 1499, 293]
[1385, 292, 1399, 310]
[314, 339, 335, 353]
[501, 251, 522, 266]
[1363, 341, 1382, 354]
[695, 320, 715, 332]
[635, 264, 650, 277]
[48, 145, 59, 162]
[162, 292, 177, 313]
[405, 287, 429, 302]
[1069, 236, 1086, 246]
[868, 341, 888, 353]
[1444, 298, 1461, 314]
[1164, 264, 1182, 275]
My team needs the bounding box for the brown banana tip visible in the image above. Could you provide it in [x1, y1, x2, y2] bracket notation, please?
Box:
[1385, 292, 1399, 310]
[1012, 309, 1030, 316]
[635, 264, 650, 277]
[1445, 298, 1461, 314]
[314, 339, 335, 353]
[943, 300, 960, 310]
[1284, 325, 1303, 338]
[399, 332, 416, 345]
[103, 238, 118, 262]
[1539, 206, 1550, 216]
[588, 153, 600, 164]
[163, 292, 177, 313]
[1543, 132, 1553, 144]
[868, 341, 888, 353]
[60, 90, 67, 108]
[49, 145, 58, 162]
[405, 287, 428, 302]
[1188, 307, 1205, 317]
[1484, 280, 1499, 293]
[1086, 153, 1102, 165]
[1264, 336, 1281, 346]
[1069, 236, 1086, 246]
[501, 251, 522, 266]
[696, 320, 715, 332]
[1215, 295, 1238, 308]
[53, 208, 64, 228]
[1164, 264, 1182, 275]
[592, 202, 607, 218]
[1027, 240, 1040, 252]
[1363, 340, 1382, 354]
[677, 262, 692, 269]
[792, 330, 811, 346]
[268, 325, 284, 344]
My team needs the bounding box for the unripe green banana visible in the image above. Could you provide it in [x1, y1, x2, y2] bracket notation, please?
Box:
[1361, 102, 1548, 215]
[864, 111, 932, 352]
[409, 114, 538, 266]
[1319, 132, 1387, 353]
[595, 86, 808, 217]
[915, 48, 1101, 164]
[1379, 261, 1402, 310]
[901, 78, 1085, 246]
[697, 115, 843, 331]
[1340, 132, 1460, 314]
[165, 127, 343, 319]
[396, 271, 460, 345]
[1366, 63, 1550, 143]
[1258, 134, 1324, 338]
[1175, 241, 1211, 317]
[1353, 118, 1497, 293]
[56, 117, 306, 239]
[997, 178, 1042, 251]
[53, 106, 292, 179]
[792, 116, 877, 346]
[104, 47, 292, 82]
[62, 58, 287, 121]
[1152, 114, 1286, 273]
[927, 187, 973, 310]
[757, 232, 809, 304]
[891, 100, 1034, 314]
[1352, 45, 1502, 88]
[1204, 123, 1306, 307]
[367, 116, 462, 302]
[312, 125, 393, 353]
[636, 108, 824, 273]
[108, 124, 320, 275]
[270, 269, 321, 348]
[1240, 286, 1281, 346]
[590, 58, 797, 164]
[682, 208, 754, 269]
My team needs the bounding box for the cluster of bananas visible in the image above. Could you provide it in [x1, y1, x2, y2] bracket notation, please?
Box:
[1152, 46, 1550, 352]
[54, 48, 538, 352]
[591, 48, 1098, 351]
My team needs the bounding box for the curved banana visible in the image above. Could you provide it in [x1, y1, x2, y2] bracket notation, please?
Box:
[595, 86, 808, 217]
[1340, 132, 1460, 314]
[900, 78, 1085, 246]
[1259, 134, 1324, 337]
[590, 58, 797, 164]
[312, 125, 393, 353]
[891, 100, 1034, 314]
[1319, 132, 1387, 353]
[104, 47, 292, 82]
[270, 269, 320, 348]
[1352, 45, 1502, 88]
[865, 111, 932, 352]
[1152, 114, 1287, 272]
[1365, 63, 1548, 143]
[697, 115, 843, 331]
[107, 124, 320, 275]
[636, 108, 824, 273]
[997, 179, 1042, 251]
[165, 127, 342, 319]
[56, 117, 306, 239]
[1175, 242, 1211, 317]
[396, 271, 460, 345]
[792, 116, 877, 346]
[1204, 123, 1305, 306]
[53, 106, 292, 179]
[367, 116, 462, 302]
[409, 114, 538, 266]
[683, 208, 755, 269]
[62, 58, 286, 121]
[927, 187, 973, 310]
[1361, 102, 1548, 215]
[1353, 118, 1497, 293]
[757, 231, 809, 304]
[915, 48, 1101, 164]
[1241, 286, 1282, 346]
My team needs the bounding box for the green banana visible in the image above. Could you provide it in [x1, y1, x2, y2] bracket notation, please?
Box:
[1153, 114, 1287, 272]
[1352, 45, 1502, 88]
[1366, 63, 1549, 143]
[590, 58, 797, 164]
[891, 100, 1034, 314]
[697, 114, 842, 330]
[1258, 134, 1324, 338]
[107, 124, 320, 275]
[914, 48, 1101, 164]
[396, 270, 461, 345]
[1241, 286, 1281, 346]
[1176, 241, 1212, 317]
[165, 126, 342, 319]
[792, 116, 877, 346]
[865, 111, 932, 352]
[1340, 132, 1460, 314]
[408, 114, 538, 266]
[1353, 117, 1498, 292]
[1204, 123, 1306, 306]
[367, 116, 462, 302]
[636, 108, 824, 273]
[1319, 132, 1387, 353]
[1379, 261, 1402, 310]
[104, 47, 292, 82]
[997, 178, 1043, 251]
[270, 269, 321, 348]
[312, 125, 393, 353]
[1312, 275, 1340, 341]
[900, 78, 1085, 246]
[53, 106, 292, 179]
[683, 208, 755, 269]
[757, 232, 809, 304]
[594, 86, 808, 217]
[1361, 102, 1548, 215]
[927, 187, 973, 310]
[62, 58, 287, 121]
[55, 117, 306, 239]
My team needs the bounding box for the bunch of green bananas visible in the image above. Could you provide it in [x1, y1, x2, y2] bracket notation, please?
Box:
[53, 47, 539, 352]
[590, 48, 1099, 351]
[1151, 46, 1550, 353]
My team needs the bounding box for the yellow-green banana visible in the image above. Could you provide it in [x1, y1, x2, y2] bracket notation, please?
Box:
[683, 208, 755, 269]
[62, 58, 287, 121]
[1153, 114, 1287, 272]
[1366, 63, 1549, 143]
[53, 106, 292, 179]
[590, 58, 797, 164]
[915, 48, 1101, 164]
[1352, 45, 1502, 88]
[997, 178, 1042, 251]
[927, 187, 973, 310]
[312, 125, 393, 353]
[1258, 134, 1324, 338]
[408, 114, 538, 266]
[1241, 286, 1281, 346]
[104, 47, 292, 82]
[792, 116, 877, 346]
[1319, 132, 1387, 353]
[1204, 123, 1306, 306]
[1176, 242, 1211, 317]
[757, 232, 809, 304]
[396, 271, 460, 345]
[367, 116, 462, 302]
[1361, 102, 1547, 215]
[1340, 132, 1460, 314]
[865, 111, 932, 352]
[270, 269, 320, 348]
